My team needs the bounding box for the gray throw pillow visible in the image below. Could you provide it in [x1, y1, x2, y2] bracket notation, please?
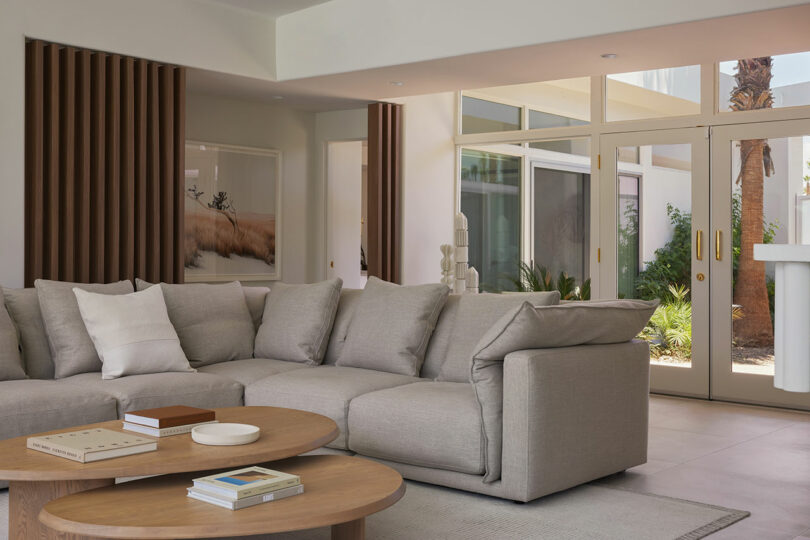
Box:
[337, 277, 450, 376]
[470, 298, 658, 483]
[2, 287, 53, 379]
[35, 279, 135, 379]
[158, 281, 255, 367]
[436, 291, 561, 383]
[254, 278, 343, 364]
[0, 288, 27, 381]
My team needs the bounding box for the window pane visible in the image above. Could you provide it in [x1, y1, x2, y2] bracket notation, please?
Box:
[719, 51, 810, 112]
[460, 150, 521, 290]
[529, 110, 588, 129]
[461, 96, 521, 134]
[528, 138, 590, 157]
[606, 65, 701, 121]
[617, 174, 640, 299]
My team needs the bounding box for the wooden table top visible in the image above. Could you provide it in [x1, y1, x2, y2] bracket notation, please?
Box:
[0, 406, 338, 481]
[40, 455, 405, 538]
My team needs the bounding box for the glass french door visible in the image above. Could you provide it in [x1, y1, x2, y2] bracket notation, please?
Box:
[711, 119, 810, 410]
[600, 128, 710, 397]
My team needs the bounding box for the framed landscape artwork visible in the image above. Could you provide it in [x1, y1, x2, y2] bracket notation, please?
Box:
[184, 141, 282, 282]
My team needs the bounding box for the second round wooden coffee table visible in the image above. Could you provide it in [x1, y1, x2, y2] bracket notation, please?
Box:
[0, 406, 338, 539]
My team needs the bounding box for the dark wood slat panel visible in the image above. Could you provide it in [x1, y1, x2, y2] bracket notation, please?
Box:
[158, 66, 175, 282]
[172, 67, 186, 284]
[59, 47, 76, 282]
[391, 104, 402, 284]
[104, 55, 121, 282]
[133, 59, 148, 280]
[89, 52, 107, 283]
[75, 50, 92, 283]
[25, 41, 45, 287]
[43, 43, 61, 280]
[120, 56, 135, 281]
[145, 62, 161, 282]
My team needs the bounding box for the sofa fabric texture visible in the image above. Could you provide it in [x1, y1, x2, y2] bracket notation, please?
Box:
[437, 291, 561, 383]
[2, 287, 53, 379]
[0, 289, 26, 381]
[73, 286, 193, 379]
[35, 279, 134, 378]
[244, 365, 421, 449]
[197, 357, 309, 386]
[337, 277, 450, 376]
[241, 286, 270, 330]
[59, 371, 243, 416]
[254, 278, 343, 365]
[158, 281, 255, 367]
[471, 300, 657, 483]
[348, 382, 485, 475]
[323, 289, 363, 365]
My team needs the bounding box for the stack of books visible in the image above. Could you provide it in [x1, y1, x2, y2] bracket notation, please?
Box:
[27, 428, 157, 462]
[122, 405, 217, 437]
[187, 466, 304, 510]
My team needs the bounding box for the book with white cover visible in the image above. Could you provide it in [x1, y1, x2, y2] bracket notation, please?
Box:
[187, 484, 304, 510]
[122, 420, 218, 437]
[27, 428, 157, 463]
[193, 466, 300, 499]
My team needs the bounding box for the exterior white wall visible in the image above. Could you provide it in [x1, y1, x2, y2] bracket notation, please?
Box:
[185, 94, 315, 285]
[275, 0, 807, 80]
[0, 0, 277, 287]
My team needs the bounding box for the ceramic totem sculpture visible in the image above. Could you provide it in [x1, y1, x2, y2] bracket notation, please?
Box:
[466, 267, 479, 294]
[440, 244, 454, 286]
[454, 212, 469, 294]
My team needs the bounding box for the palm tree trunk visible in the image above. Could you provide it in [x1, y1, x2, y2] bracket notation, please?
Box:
[733, 138, 773, 346]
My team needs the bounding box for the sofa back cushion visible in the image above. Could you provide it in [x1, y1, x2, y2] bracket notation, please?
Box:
[436, 291, 561, 383]
[157, 281, 255, 368]
[36, 279, 135, 378]
[336, 277, 450, 376]
[420, 294, 461, 379]
[323, 288, 363, 365]
[2, 287, 53, 379]
[0, 288, 27, 381]
[254, 278, 343, 364]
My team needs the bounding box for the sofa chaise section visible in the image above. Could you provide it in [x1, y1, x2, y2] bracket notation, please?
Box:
[244, 365, 423, 449]
[57, 371, 244, 416]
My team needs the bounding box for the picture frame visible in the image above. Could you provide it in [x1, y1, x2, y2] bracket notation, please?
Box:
[183, 140, 282, 282]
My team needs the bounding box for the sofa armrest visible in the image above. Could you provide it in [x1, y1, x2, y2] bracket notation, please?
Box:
[501, 340, 650, 501]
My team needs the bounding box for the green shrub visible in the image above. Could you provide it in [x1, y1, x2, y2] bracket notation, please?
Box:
[640, 284, 692, 358]
[505, 261, 591, 301]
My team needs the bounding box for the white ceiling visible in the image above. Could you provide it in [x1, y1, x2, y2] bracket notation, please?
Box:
[209, 0, 332, 18]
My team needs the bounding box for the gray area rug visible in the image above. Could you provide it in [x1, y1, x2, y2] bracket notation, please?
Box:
[0, 480, 748, 540]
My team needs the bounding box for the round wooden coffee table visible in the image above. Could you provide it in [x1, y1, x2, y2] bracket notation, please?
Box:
[40, 455, 404, 540]
[0, 406, 338, 539]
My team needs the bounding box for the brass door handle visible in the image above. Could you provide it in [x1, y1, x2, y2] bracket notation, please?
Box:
[715, 230, 722, 261]
[696, 230, 703, 261]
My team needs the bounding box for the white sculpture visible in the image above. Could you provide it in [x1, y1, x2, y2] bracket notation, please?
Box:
[454, 212, 469, 294]
[466, 267, 479, 294]
[440, 244, 454, 286]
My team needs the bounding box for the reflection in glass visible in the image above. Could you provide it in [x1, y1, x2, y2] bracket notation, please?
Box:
[460, 150, 521, 291]
[461, 97, 521, 134]
[606, 65, 701, 121]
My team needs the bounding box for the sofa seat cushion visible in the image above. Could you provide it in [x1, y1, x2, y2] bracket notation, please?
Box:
[0, 379, 118, 441]
[348, 382, 484, 475]
[58, 372, 243, 416]
[197, 358, 309, 386]
[244, 366, 421, 449]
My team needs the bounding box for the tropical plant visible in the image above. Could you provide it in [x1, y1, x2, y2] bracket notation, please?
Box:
[729, 57, 775, 346]
[635, 204, 692, 303]
[640, 284, 692, 359]
[506, 261, 591, 301]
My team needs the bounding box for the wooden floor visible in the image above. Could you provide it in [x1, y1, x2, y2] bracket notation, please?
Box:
[602, 395, 810, 540]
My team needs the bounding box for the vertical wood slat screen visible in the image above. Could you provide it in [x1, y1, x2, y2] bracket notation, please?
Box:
[24, 40, 185, 287]
[367, 102, 403, 283]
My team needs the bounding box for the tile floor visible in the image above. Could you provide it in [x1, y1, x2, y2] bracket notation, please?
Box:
[603, 395, 810, 540]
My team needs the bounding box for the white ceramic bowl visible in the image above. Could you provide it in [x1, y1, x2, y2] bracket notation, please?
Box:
[191, 423, 260, 446]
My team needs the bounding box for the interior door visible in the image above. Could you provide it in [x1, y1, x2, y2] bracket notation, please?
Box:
[711, 119, 810, 410]
[600, 128, 710, 397]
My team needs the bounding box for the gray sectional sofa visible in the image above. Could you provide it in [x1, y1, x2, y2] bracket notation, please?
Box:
[0, 282, 651, 502]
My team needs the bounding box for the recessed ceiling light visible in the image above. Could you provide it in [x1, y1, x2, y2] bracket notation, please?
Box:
[601, 53, 618, 59]
[389, 81, 404, 86]
[271, 95, 284, 100]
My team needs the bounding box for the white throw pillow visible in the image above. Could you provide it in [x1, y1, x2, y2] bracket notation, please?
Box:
[73, 286, 194, 380]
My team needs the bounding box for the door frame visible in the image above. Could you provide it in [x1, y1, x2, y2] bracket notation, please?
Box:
[711, 118, 810, 410]
[600, 127, 711, 398]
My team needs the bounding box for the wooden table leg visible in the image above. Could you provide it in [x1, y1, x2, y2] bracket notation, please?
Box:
[9, 478, 114, 540]
[331, 517, 365, 540]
